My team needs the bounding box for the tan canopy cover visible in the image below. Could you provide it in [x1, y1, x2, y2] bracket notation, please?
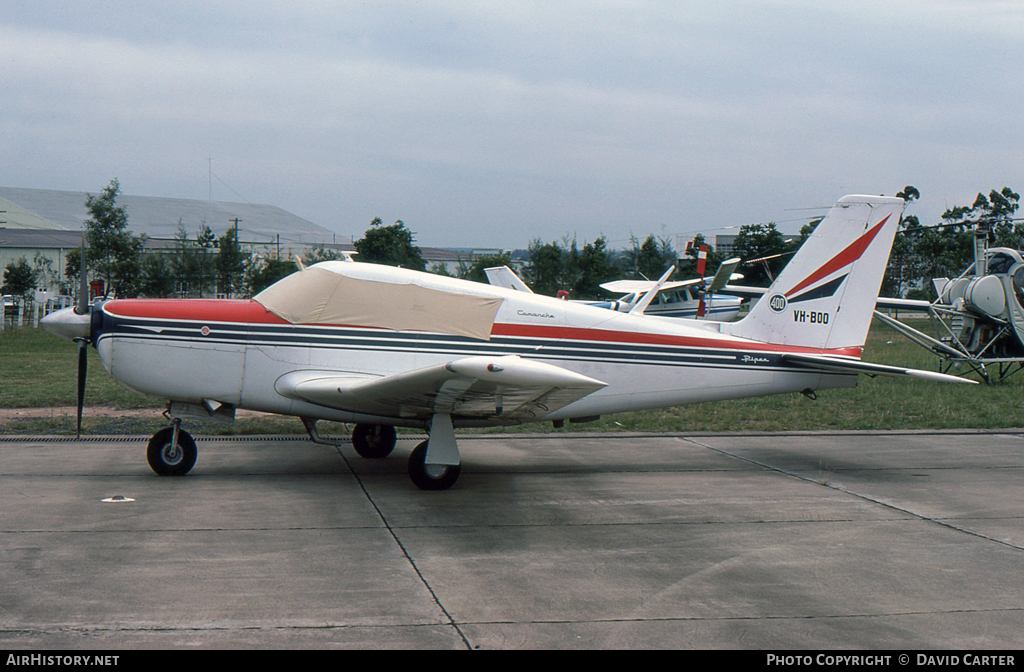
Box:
[254, 267, 503, 341]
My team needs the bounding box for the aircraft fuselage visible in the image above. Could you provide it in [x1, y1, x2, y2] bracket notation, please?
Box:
[95, 284, 854, 429]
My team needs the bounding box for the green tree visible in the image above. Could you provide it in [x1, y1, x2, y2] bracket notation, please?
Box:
[625, 234, 679, 281]
[882, 186, 924, 298]
[195, 223, 218, 296]
[354, 218, 426, 271]
[248, 257, 297, 295]
[170, 223, 202, 297]
[573, 237, 619, 299]
[64, 246, 82, 292]
[83, 179, 144, 298]
[429, 262, 456, 277]
[732, 222, 789, 286]
[216, 228, 247, 296]
[139, 253, 177, 298]
[524, 239, 567, 297]
[32, 253, 61, 294]
[2, 257, 38, 299]
[465, 251, 513, 284]
[301, 243, 340, 267]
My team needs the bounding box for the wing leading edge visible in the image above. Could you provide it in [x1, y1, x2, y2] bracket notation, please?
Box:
[275, 355, 607, 421]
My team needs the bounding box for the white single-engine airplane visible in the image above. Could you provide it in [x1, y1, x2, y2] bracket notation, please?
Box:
[42, 195, 973, 490]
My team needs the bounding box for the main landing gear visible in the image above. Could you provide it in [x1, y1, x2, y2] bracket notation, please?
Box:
[145, 414, 464, 490]
[408, 440, 461, 491]
[146, 419, 197, 476]
[351, 423, 397, 459]
[343, 417, 463, 491]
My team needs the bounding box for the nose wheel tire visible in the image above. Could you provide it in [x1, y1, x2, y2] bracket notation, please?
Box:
[408, 440, 461, 491]
[147, 427, 197, 476]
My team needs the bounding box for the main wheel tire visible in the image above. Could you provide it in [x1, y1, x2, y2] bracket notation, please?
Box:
[147, 427, 198, 476]
[352, 424, 397, 459]
[408, 440, 461, 491]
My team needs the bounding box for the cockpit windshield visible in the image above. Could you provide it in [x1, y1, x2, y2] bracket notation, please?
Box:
[988, 251, 1021, 275]
[1013, 265, 1024, 311]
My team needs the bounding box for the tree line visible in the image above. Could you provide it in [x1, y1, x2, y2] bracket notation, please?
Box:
[3, 180, 1020, 305]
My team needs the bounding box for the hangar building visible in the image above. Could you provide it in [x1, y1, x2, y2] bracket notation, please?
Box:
[0, 186, 350, 294]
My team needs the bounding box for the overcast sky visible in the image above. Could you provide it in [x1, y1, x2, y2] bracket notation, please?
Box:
[1, 1, 1021, 250]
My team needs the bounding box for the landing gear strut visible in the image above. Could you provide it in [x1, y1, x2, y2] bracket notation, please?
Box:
[146, 420, 197, 476]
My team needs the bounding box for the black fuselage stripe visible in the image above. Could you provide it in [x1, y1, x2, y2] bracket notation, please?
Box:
[97, 316, 821, 373]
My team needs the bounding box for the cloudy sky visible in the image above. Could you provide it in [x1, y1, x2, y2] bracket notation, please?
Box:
[1, 1, 1021, 250]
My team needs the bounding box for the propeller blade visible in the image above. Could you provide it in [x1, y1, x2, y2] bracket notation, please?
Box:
[77, 233, 88, 315]
[76, 339, 87, 439]
[697, 298, 707, 318]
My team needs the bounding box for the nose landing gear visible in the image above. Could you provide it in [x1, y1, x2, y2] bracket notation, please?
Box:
[146, 419, 197, 476]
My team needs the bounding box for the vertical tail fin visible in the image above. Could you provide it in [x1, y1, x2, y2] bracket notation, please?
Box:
[725, 195, 904, 352]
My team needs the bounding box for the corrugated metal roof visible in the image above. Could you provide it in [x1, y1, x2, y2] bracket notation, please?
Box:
[0, 228, 83, 249]
[0, 186, 339, 246]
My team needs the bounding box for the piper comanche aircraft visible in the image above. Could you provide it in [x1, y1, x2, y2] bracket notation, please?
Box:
[42, 195, 972, 490]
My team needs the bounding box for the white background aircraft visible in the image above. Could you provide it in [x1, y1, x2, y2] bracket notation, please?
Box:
[43, 195, 971, 490]
[485, 258, 745, 320]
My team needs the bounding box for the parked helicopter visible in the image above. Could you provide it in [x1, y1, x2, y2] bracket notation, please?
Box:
[42, 195, 972, 490]
[872, 220, 1024, 383]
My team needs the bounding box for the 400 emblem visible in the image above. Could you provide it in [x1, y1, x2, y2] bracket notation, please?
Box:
[768, 294, 787, 313]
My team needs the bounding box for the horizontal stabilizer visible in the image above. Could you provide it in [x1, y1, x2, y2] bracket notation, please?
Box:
[783, 353, 976, 384]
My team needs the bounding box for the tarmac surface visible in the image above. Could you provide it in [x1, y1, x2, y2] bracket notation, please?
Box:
[1, 429, 1023, 650]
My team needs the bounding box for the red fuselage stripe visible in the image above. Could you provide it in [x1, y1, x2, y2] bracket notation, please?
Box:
[104, 299, 863, 358]
[784, 215, 890, 298]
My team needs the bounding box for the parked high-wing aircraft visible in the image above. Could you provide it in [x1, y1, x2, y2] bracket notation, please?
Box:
[485, 259, 745, 320]
[593, 259, 744, 320]
[42, 195, 972, 490]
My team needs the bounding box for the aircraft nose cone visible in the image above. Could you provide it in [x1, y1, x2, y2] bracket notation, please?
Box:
[40, 306, 91, 341]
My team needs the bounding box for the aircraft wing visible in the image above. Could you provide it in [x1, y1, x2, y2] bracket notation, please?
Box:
[600, 278, 702, 294]
[782, 353, 976, 384]
[276, 355, 607, 421]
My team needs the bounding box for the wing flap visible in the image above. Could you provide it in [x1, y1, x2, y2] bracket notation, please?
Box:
[276, 356, 607, 420]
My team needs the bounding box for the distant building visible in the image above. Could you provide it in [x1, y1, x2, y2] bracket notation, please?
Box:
[715, 234, 737, 256]
[0, 186, 348, 294]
